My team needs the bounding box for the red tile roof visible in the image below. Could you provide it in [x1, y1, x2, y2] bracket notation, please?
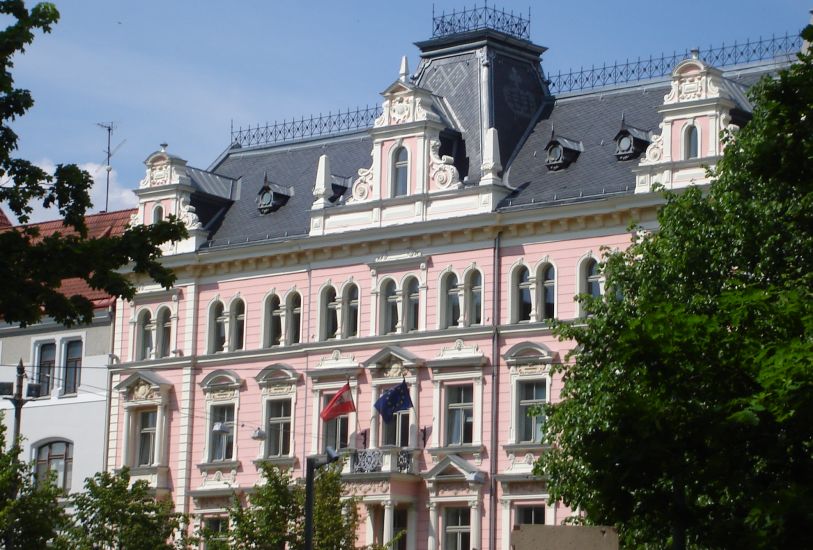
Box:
[6, 209, 136, 309]
[0, 208, 11, 229]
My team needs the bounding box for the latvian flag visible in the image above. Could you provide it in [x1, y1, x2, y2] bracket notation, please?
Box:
[320, 383, 356, 421]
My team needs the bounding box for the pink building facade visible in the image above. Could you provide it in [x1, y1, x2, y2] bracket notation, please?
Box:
[105, 11, 781, 550]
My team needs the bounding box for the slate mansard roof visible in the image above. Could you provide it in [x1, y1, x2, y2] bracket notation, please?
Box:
[189, 28, 781, 250]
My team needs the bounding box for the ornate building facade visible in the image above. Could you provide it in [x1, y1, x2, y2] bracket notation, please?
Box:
[104, 9, 792, 550]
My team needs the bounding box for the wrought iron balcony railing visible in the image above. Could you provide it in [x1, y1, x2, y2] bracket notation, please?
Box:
[349, 448, 417, 475]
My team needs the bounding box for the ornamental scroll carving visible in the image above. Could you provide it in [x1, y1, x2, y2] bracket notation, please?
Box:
[429, 139, 461, 190]
[350, 167, 374, 203]
[179, 196, 202, 230]
[641, 134, 664, 165]
[664, 61, 724, 105]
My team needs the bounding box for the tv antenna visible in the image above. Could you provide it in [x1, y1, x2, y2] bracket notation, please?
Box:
[96, 122, 126, 212]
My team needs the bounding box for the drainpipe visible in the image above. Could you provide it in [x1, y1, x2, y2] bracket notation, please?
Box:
[489, 230, 502, 550]
[102, 303, 115, 472]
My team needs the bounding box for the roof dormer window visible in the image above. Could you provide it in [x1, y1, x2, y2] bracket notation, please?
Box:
[613, 126, 651, 161]
[544, 137, 582, 171]
[256, 172, 292, 214]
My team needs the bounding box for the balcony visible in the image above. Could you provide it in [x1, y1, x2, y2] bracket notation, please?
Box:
[346, 448, 419, 475]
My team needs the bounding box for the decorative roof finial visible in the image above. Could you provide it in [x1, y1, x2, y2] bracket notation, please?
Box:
[399, 56, 409, 83]
[159, 142, 168, 152]
[690, 48, 700, 60]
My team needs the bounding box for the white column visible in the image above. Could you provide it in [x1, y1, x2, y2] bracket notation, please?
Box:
[121, 407, 131, 468]
[407, 503, 417, 550]
[383, 500, 394, 544]
[500, 499, 511, 550]
[365, 504, 376, 547]
[427, 501, 439, 550]
[154, 401, 166, 466]
[408, 381, 419, 449]
[470, 500, 482, 550]
[370, 386, 380, 448]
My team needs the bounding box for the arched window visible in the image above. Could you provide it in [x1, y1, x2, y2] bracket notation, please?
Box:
[230, 299, 246, 351]
[287, 292, 302, 345]
[465, 271, 483, 326]
[266, 295, 282, 347]
[404, 277, 420, 332]
[322, 287, 339, 340]
[152, 204, 164, 224]
[137, 310, 153, 361]
[514, 267, 532, 323]
[210, 301, 226, 353]
[381, 280, 398, 334]
[585, 259, 601, 298]
[392, 147, 409, 197]
[342, 284, 359, 338]
[539, 264, 555, 321]
[685, 125, 699, 159]
[35, 440, 73, 493]
[442, 273, 460, 329]
[155, 307, 172, 358]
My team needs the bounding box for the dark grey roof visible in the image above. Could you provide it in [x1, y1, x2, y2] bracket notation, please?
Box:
[502, 83, 668, 208]
[186, 166, 237, 200]
[205, 133, 373, 248]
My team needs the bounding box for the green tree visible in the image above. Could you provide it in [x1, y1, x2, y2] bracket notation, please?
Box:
[0, 0, 186, 328]
[58, 468, 189, 550]
[535, 27, 813, 549]
[208, 462, 383, 550]
[0, 421, 67, 548]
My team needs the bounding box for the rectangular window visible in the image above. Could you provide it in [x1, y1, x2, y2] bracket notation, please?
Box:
[37, 343, 56, 395]
[323, 394, 349, 451]
[203, 516, 228, 550]
[267, 399, 292, 457]
[381, 408, 410, 448]
[137, 409, 157, 467]
[64, 340, 82, 394]
[517, 506, 545, 525]
[444, 507, 471, 550]
[518, 381, 546, 443]
[446, 385, 473, 446]
[210, 404, 235, 462]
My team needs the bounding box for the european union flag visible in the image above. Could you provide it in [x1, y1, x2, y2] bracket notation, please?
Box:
[374, 381, 413, 423]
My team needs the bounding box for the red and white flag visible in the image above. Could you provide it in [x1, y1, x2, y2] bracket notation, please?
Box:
[320, 383, 355, 421]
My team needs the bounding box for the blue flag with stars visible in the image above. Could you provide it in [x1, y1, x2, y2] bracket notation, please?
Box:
[374, 380, 413, 423]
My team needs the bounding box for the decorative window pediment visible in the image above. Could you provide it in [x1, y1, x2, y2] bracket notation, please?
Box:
[423, 454, 485, 484]
[364, 346, 424, 380]
[115, 371, 171, 404]
[307, 349, 362, 379]
[427, 339, 486, 370]
[200, 370, 242, 393]
[503, 342, 555, 367]
[255, 364, 298, 395]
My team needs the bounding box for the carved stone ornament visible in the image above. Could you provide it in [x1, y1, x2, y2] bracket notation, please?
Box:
[346, 480, 389, 496]
[262, 384, 294, 396]
[390, 96, 414, 125]
[179, 196, 202, 230]
[437, 481, 474, 498]
[664, 60, 724, 105]
[383, 362, 407, 379]
[429, 139, 461, 190]
[350, 167, 373, 203]
[206, 389, 236, 401]
[200, 469, 238, 488]
[147, 164, 169, 187]
[641, 134, 664, 165]
[130, 381, 157, 402]
[129, 211, 141, 227]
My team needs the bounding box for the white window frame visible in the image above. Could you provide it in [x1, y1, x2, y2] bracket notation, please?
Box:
[33, 340, 56, 398]
[682, 120, 701, 160]
[437, 269, 463, 330]
[228, 298, 246, 352]
[391, 145, 410, 198]
[463, 269, 483, 327]
[263, 293, 284, 348]
[380, 278, 400, 335]
[200, 371, 242, 466]
[342, 283, 360, 339]
[154, 306, 173, 359]
[286, 291, 302, 345]
[208, 300, 227, 354]
[256, 364, 298, 462]
[32, 438, 73, 493]
[310, 379, 358, 455]
[576, 254, 603, 318]
[319, 285, 340, 341]
[535, 261, 557, 322]
[430, 371, 484, 452]
[136, 309, 154, 361]
[510, 263, 534, 324]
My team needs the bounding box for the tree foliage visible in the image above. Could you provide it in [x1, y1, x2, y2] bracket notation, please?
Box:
[57, 468, 189, 550]
[0, 421, 67, 548]
[0, 0, 187, 327]
[205, 463, 378, 550]
[536, 27, 813, 550]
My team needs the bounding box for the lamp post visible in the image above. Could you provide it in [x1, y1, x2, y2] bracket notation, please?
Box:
[304, 446, 341, 550]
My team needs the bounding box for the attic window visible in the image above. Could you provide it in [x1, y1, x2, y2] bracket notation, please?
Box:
[544, 137, 582, 171]
[256, 175, 292, 214]
[613, 126, 651, 161]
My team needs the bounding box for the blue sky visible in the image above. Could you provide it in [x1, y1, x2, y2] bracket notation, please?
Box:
[7, 0, 809, 221]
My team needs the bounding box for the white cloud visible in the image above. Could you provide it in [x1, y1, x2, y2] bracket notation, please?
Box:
[4, 159, 138, 225]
